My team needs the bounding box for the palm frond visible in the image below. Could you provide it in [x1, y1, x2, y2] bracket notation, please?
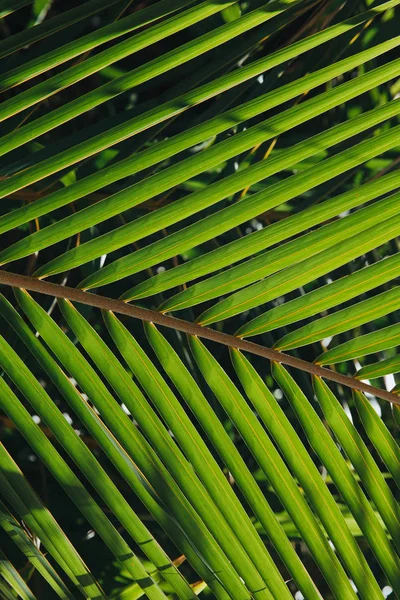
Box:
[1, 1, 399, 597]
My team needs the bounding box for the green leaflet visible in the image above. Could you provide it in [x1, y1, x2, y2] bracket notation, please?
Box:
[194, 204, 400, 329]
[0, 0, 299, 153]
[0, 332, 170, 600]
[46, 298, 265, 600]
[118, 124, 400, 304]
[0, 0, 396, 155]
[0, 294, 164, 505]
[160, 187, 400, 314]
[0, 579, 17, 600]
[0, 299, 229, 600]
[316, 322, 400, 365]
[0, 0, 235, 124]
[1, 4, 398, 236]
[0, 295, 234, 600]
[0, 501, 73, 599]
[125, 168, 400, 301]
[0, 37, 398, 228]
[0, 445, 105, 600]
[0, 0, 196, 88]
[98, 311, 289, 600]
[313, 377, 400, 563]
[393, 404, 400, 430]
[100, 310, 279, 600]
[19, 64, 400, 281]
[11, 290, 238, 600]
[0, 0, 125, 60]
[237, 252, 400, 335]
[0, 550, 36, 600]
[232, 349, 399, 595]
[189, 336, 358, 600]
[271, 362, 388, 599]
[227, 215, 400, 337]
[1, 1, 400, 597]
[356, 355, 400, 380]
[353, 390, 400, 490]
[144, 322, 322, 600]
[0, 0, 31, 18]
[275, 287, 400, 350]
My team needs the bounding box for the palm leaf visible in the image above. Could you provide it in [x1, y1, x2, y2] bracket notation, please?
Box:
[0, 445, 106, 599]
[0, 1, 399, 598]
[0, 501, 73, 599]
[313, 378, 400, 549]
[0, 320, 173, 600]
[0, 549, 37, 600]
[3, 42, 399, 272]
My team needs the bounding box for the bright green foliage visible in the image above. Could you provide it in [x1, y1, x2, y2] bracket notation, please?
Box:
[0, 1, 399, 599]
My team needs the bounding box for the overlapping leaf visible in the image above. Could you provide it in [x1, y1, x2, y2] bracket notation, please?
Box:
[1, 1, 399, 597]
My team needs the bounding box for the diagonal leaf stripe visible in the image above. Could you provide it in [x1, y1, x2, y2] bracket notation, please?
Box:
[1, 0, 397, 158]
[0, 0, 235, 119]
[0, 578, 18, 600]
[0, 89, 395, 286]
[270, 362, 400, 595]
[19, 76, 400, 281]
[0, 0, 299, 151]
[0, 327, 180, 600]
[313, 377, 400, 557]
[59, 300, 291, 599]
[4, 0, 393, 85]
[190, 337, 359, 600]
[0, 476, 93, 594]
[94, 311, 288, 600]
[0, 501, 73, 600]
[0, 295, 174, 514]
[353, 390, 400, 490]
[238, 252, 400, 336]
[223, 215, 400, 336]
[0, 0, 31, 18]
[126, 169, 400, 301]
[11, 290, 253, 600]
[0, 1, 311, 180]
[159, 188, 400, 314]
[144, 322, 322, 600]
[275, 287, 400, 350]
[0, 446, 105, 599]
[1, 6, 398, 234]
[317, 323, 400, 366]
[0, 0, 126, 60]
[2, 2, 400, 597]
[233, 353, 400, 593]
[0, 0, 197, 89]
[356, 355, 400, 380]
[0, 36, 398, 205]
[0, 549, 37, 600]
[0, 295, 234, 600]
[111, 108, 400, 298]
